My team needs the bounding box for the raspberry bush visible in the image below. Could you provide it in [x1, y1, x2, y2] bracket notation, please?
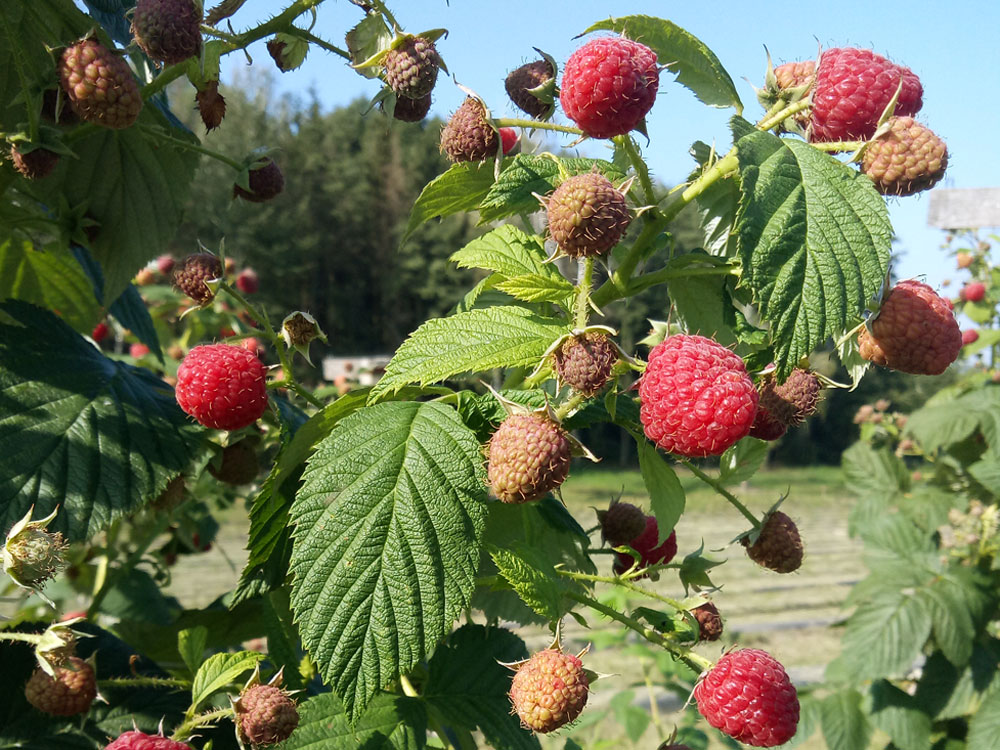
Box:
[0, 3, 981, 750]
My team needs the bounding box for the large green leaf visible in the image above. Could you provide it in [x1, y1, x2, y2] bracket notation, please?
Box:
[490, 544, 571, 622]
[403, 162, 496, 242]
[477, 155, 626, 223]
[584, 16, 742, 111]
[905, 387, 1000, 459]
[819, 689, 872, 750]
[276, 691, 425, 750]
[0, 300, 204, 541]
[368, 306, 568, 401]
[968, 689, 1000, 750]
[0, 235, 101, 334]
[868, 680, 931, 750]
[424, 624, 539, 750]
[450, 225, 563, 282]
[190, 651, 265, 713]
[733, 123, 891, 377]
[839, 589, 932, 680]
[289, 401, 489, 721]
[637, 439, 685, 539]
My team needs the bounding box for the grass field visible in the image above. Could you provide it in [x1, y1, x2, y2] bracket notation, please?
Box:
[165, 464, 865, 750]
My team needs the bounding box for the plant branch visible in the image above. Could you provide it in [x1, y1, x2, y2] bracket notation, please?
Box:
[289, 28, 351, 59]
[556, 568, 688, 613]
[680, 459, 760, 527]
[171, 707, 235, 742]
[136, 125, 244, 170]
[97, 676, 189, 690]
[616, 135, 658, 210]
[574, 257, 594, 329]
[494, 118, 584, 136]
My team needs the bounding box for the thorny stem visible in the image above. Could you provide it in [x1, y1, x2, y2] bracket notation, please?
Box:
[626, 263, 740, 297]
[566, 590, 712, 673]
[494, 118, 584, 137]
[755, 100, 787, 128]
[809, 140, 865, 152]
[616, 134, 659, 211]
[554, 392, 587, 421]
[756, 98, 811, 132]
[136, 125, 244, 170]
[574, 257, 594, 330]
[680, 460, 760, 528]
[142, 0, 326, 100]
[171, 707, 235, 742]
[289, 28, 351, 59]
[556, 569, 688, 613]
[97, 676, 189, 690]
[591, 215, 670, 308]
[0, 631, 45, 645]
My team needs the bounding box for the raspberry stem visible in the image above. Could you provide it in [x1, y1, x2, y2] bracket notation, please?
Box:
[97, 676, 190, 689]
[494, 118, 584, 137]
[756, 98, 812, 132]
[170, 706, 235, 742]
[809, 140, 864, 152]
[574, 257, 594, 329]
[616, 135, 659, 210]
[557, 568, 688, 614]
[287, 28, 351, 59]
[136, 125, 245, 171]
[680, 460, 760, 528]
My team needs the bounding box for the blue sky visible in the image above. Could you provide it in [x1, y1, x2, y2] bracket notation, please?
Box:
[221, 0, 1000, 290]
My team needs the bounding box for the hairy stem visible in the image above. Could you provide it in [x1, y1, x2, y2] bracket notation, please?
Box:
[574, 257, 594, 329]
[289, 28, 351, 59]
[756, 98, 811, 132]
[556, 569, 688, 613]
[494, 118, 584, 136]
[136, 125, 244, 170]
[617, 135, 659, 211]
[97, 676, 190, 690]
[680, 459, 760, 527]
[171, 707, 235, 742]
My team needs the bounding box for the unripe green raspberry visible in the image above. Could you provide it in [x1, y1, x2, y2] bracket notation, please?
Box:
[487, 413, 571, 503]
[384, 36, 440, 99]
[862, 116, 947, 196]
[547, 173, 631, 257]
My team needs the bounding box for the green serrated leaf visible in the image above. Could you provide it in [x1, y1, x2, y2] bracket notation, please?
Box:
[177, 626, 208, 675]
[666, 268, 738, 346]
[841, 442, 909, 496]
[451, 225, 563, 281]
[0, 300, 204, 541]
[289, 402, 488, 721]
[968, 689, 1000, 750]
[820, 689, 873, 750]
[369, 306, 568, 401]
[868, 680, 931, 750]
[477, 155, 626, 223]
[584, 15, 741, 111]
[0, 236, 101, 334]
[839, 590, 932, 680]
[495, 274, 574, 306]
[636, 439, 685, 540]
[277, 691, 426, 750]
[733, 122, 891, 378]
[190, 651, 265, 712]
[718, 437, 768, 486]
[403, 162, 497, 242]
[424, 624, 539, 750]
[490, 544, 569, 621]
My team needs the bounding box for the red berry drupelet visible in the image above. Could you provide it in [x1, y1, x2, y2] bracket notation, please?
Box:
[487, 413, 571, 503]
[175, 344, 268, 431]
[639, 335, 758, 458]
[612, 515, 677, 575]
[858, 279, 962, 375]
[105, 731, 193, 750]
[694, 648, 799, 747]
[508, 648, 589, 733]
[560, 37, 659, 138]
[59, 39, 143, 129]
[24, 656, 96, 716]
[809, 47, 922, 143]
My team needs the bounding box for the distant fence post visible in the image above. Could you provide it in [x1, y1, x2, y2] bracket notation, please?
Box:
[927, 188, 1000, 229]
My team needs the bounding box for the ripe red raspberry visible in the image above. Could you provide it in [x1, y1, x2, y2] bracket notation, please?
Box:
[24, 657, 96, 716]
[508, 648, 589, 733]
[175, 344, 268, 431]
[10, 144, 60, 179]
[862, 116, 947, 196]
[692, 602, 723, 642]
[963, 329, 980, 346]
[961, 281, 986, 302]
[742, 511, 804, 574]
[552, 332, 619, 395]
[132, 0, 202, 65]
[235, 683, 300, 746]
[547, 173, 631, 257]
[130, 342, 150, 358]
[694, 648, 799, 747]
[208, 438, 260, 485]
[234, 158, 284, 202]
[105, 731, 193, 750]
[499, 127, 518, 155]
[857, 279, 962, 375]
[809, 47, 922, 143]
[91, 321, 109, 342]
[59, 39, 143, 129]
[390, 92, 432, 122]
[384, 36, 440, 100]
[487, 413, 571, 503]
[440, 97, 498, 163]
[506, 58, 556, 118]
[639, 335, 758, 457]
[597, 501, 647, 546]
[560, 37, 659, 139]
[173, 253, 223, 305]
[237, 267, 259, 294]
[613, 515, 677, 574]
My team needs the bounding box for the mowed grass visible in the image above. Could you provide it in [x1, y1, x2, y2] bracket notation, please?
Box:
[166, 464, 865, 750]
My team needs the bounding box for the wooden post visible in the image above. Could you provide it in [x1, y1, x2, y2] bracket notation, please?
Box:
[928, 188, 1000, 229]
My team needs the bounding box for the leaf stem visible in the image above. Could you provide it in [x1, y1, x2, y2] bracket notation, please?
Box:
[398, 674, 420, 697]
[86, 513, 173, 618]
[565, 590, 712, 673]
[97, 676, 190, 690]
[756, 99, 811, 132]
[809, 140, 865, 152]
[679, 459, 760, 527]
[556, 568, 687, 613]
[494, 118, 584, 137]
[289, 27, 351, 59]
[136, 125, 244, 170]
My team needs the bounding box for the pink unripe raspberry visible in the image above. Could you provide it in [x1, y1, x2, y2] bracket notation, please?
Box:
[962, 329, 980, 346]
[104, 731, 193, 750]
[499, 127, 518, 155]
[508, 648, 589, 733]
[961, 281, 986, 302]
[639, 335, 758, 457]
[237, 267, 259, 294]
[130, 343, 150, 358]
